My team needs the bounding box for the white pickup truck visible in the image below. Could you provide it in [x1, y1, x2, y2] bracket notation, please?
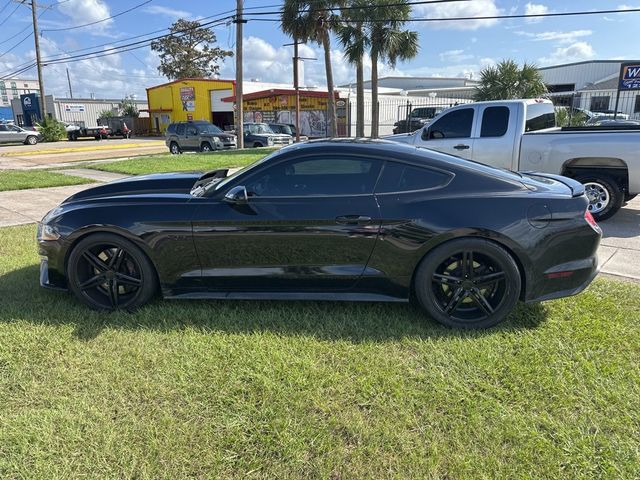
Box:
[387, 99, 640, 220]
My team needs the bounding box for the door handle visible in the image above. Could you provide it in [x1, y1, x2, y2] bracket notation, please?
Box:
[335, 215, 372, 225]
[453, 144, 470, 150]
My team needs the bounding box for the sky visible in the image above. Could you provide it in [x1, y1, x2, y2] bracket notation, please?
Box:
[0, 0, 638, 100]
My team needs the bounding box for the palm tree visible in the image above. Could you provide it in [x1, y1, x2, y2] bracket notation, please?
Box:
[281, 0, 344, 137]
[336, 0, 369, 137]
[474, 60, 547, 101]
[368, 1, 418, 137]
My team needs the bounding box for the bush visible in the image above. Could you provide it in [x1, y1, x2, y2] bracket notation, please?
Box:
[36, 117, 66, 142]
[555, 107, 587, 127]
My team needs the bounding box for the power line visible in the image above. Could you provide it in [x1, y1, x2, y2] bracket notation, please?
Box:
[0, 0, 13, 16]
[41, 0, 154, 32]
[0, 2, 24, 28]
[0, 32, 33, 60]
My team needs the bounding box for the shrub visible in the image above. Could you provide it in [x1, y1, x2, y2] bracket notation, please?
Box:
[36, 117, 66, 142]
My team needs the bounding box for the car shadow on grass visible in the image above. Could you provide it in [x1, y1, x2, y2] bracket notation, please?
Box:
[0, 265, 548, 342]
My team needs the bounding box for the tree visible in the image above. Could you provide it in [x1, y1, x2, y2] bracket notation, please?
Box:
[368, 1, 418, 137]
[36, 117, 66, 142]
[336, 0, 369, 137]
[281, 0, 344, 137]
[151, 19, 233, 80]
[98, 108, 114, 119]
[120, 96, 140, 118]
[474, 60, 547, 101]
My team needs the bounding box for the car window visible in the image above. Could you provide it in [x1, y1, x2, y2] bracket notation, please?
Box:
[176, 124, 185, 135]
[12, 126, 22, 132]
[376, 161, 451, 193]
[0, 125, 8, 132]
[167, 124, 176, 134]
[480, 106, 510, 137]
[186, 126, 197, 135]
[525, 103, 556, 132]
[423, 108, 473, 140]
[198, 123, 223, 134]
[244, 157, 382, 197]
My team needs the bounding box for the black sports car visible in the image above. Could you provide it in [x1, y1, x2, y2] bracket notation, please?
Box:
[37, 139, 601, 328]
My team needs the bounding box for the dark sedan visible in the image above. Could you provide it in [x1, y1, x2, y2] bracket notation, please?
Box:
[37, 140, 601, 328]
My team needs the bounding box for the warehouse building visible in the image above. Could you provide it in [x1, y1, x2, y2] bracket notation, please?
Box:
[11, 94, 149, 128]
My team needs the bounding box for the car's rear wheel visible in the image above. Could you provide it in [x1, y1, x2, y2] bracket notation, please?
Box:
[169, 142, 180, 154]
[414, 238, 521, 329]
[67, 233, 157, 311]
[574, 174, 623, 221]
[25, 135, 38, 145]
[200, 142, 212, 152]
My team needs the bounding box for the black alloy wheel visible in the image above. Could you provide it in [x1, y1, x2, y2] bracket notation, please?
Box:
[67, 233, 157, 310]
[415, 238, 521, 329]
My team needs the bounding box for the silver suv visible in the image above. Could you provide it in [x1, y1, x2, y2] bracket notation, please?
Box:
[0, 123, 42, 145]
[165, 121, 237, 154]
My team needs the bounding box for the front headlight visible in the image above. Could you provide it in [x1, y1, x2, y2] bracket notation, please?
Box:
[267, 137, 274, 145]
[37, 223, 60, 241]
[212, 136, 220, 143]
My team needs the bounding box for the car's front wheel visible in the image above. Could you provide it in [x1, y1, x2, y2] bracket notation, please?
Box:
[67, 233, 158, 311]
[253, 142, 263, 148]
[169, 142, 181, 154]
[25, 135, 38, 145]
[414, 238, 521, 329]
[200, 142, 212, 152]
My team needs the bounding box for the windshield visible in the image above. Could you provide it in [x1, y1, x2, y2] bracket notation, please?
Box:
[246, 123, 274, 134]
[198, 123, 223, 134]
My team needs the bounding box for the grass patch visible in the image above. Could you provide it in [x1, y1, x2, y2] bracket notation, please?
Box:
[89, 149, 277, 176]
[1, 224, 639, 478]
[0, 170, 93, 192]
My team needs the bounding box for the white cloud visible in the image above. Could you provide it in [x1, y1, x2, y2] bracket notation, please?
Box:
[144, 6, 192, 20]
[524, 3, 549, 23]
[515, 29, 592, 44]
[617, 4, 640, 9]
[413, 0, 501, 30]
[538, 41, 595, 66]
[57, 0, 113, 34]
[439, 49, 474, 63]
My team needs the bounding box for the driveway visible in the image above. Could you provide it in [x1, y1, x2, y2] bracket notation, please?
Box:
[0, 137, 167, 169]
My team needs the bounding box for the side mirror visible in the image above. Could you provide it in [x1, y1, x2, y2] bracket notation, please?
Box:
[224, 185, 248, 204]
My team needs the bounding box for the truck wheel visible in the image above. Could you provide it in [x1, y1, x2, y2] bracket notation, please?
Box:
[169, 142, 181, 155]
[574, 174, 623, 221]
[624, 193, 637, 204]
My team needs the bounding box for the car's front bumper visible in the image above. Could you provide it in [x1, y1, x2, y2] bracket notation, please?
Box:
[39, 256, 67, 291]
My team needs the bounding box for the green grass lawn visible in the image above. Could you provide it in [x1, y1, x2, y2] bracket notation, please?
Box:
[0, 170, 93, 192]
[88, 149, 277, 176]
[1, 224, 639, 478]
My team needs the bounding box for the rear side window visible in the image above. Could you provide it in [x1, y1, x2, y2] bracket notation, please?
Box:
[376, 162, 451, 193]
[176, 124, 185, 135]
[424, 108, 474, 140]
[166, 124, 176, 134]
[525, 103, 556, 131]
[480, 107, 510, 137]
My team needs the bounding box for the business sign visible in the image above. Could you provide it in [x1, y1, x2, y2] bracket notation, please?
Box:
[180, 86, 195, 112]
[64, 103, 86, 113]
[23, 96, 32, 107]
[619, 63, 640, 90]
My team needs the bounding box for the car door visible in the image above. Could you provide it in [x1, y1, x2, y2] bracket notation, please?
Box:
[183, 124, 199, 150]
[0, 124, 9, 143]
[11, 126, 27, 143]
[416, 107, 476, 160]
[473, 104, 518, 170]
[191, 155, 383, 291]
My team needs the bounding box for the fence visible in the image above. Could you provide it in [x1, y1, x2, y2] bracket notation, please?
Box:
[547, 89, 640, 120]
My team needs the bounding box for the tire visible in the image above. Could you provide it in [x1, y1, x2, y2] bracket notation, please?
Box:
[253, 142, 263, 148]
[200, 142, 212, 152]
[25, 135, 38, 145]
[67, 233, 158, 311]
[169, 142, 181, 155]
[574, 174, 623, 221]
[414, 238, 521, 329]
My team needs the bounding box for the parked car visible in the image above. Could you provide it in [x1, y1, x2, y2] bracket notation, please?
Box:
[37, 139, 601, 329]
[166, 121, 237, 154]
[244, 122, 293, 147]
[387, 98, 640, 220]
[393, 106, 444, 134]
[268, 123, 309, 141]
[0, 123, 42, 145]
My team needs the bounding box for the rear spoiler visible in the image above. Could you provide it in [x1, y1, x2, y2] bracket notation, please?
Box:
[521, 171, 585, 197]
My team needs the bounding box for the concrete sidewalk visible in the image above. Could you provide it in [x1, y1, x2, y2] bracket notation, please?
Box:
[1, 180, 638, 282]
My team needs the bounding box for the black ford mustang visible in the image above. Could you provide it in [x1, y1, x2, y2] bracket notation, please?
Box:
[38, 139, 601, 328]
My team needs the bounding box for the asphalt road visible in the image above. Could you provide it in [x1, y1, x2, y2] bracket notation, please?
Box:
[0, 137, 167, 169]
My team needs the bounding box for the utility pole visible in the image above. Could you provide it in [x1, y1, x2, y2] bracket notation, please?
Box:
[66, 68, 73, 99]
[29, 0, 46, 119]
[234, 0, 245, 149]
[293, 37, 300, 142]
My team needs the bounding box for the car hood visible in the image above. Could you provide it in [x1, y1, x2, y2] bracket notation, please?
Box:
[382, 132, 417, 144]
[61, 172, 201, 204]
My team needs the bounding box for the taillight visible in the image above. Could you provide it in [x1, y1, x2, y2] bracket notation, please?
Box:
[584, 209, 602, 234]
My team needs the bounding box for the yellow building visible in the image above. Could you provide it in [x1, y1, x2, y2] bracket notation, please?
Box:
[146, 78, 235, 133]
